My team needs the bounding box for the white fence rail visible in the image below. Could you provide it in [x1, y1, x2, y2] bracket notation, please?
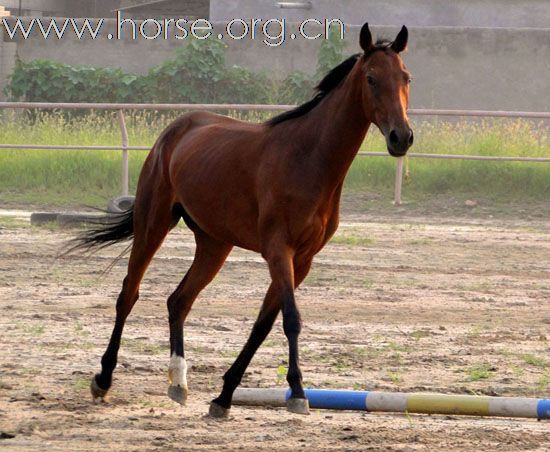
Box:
[1, 102, 549, 204]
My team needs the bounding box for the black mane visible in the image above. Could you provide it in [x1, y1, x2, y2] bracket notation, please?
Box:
[266, 40, 392, 127]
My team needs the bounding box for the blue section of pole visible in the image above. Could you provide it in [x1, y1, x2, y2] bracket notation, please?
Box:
[285, 389, 369, 410]
[537, 399, 550, 420]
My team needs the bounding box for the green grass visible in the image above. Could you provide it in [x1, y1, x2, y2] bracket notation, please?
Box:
[538, 372, 550, 390]
[17, 323, 45, 336]
[0, 217, 29, 229]
[0, 111, 157, 206]
[520, 354, 548, 368]
[466, 364, 495, 381]
[220, 349, 240, 359]
[73, 323, 90, 336]
[263, 339, 280, 348]
[349, 118, 550, 201]
[276, 364, 287, 383]
[0, 112, 549, 207]
[386, 370, 402, 383]
[73, 378, 89, 390]
[410, 330, 431, 341]
[120, 337, 166, 355]
[330, 232, 374, 247]
[387, 341, 413, 354]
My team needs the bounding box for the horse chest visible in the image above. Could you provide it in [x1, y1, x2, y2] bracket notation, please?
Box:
[297, 209, 339, 258]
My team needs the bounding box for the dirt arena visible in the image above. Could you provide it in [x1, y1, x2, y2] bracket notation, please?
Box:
[0, 204, 549, 451]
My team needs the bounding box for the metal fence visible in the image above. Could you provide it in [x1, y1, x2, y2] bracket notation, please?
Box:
[1, 102, 549, 205]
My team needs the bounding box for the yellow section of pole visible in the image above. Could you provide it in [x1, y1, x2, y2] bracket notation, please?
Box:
[407, 394, 490, 416]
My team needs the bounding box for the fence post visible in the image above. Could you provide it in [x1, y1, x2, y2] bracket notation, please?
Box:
[117, 109, 129, 196]
[393, 157, 404, 205]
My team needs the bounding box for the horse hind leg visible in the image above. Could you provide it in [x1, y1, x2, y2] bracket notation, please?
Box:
[90, 199, 176, 402]
[167, 230, 232, 406]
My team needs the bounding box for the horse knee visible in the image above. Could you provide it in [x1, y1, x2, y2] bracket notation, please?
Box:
[166, 289, 191, 322]
[115, 290, 139, 316]
[283, 314, 301, 338]
[115, 276, 139, 315]
[166, 293, 179, 318]
[282, 298, 302, 338]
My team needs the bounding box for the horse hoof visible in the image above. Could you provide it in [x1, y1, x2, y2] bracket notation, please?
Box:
[90, 376, 108, 402]
[287, 398, 310, 415]
[167, 385, 187, 405]
[208, 401, 230, 419]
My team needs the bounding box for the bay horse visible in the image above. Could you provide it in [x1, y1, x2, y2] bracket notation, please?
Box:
[73, 23, 413, 417]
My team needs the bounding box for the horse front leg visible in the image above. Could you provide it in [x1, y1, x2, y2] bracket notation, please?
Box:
[209, 284, 280, 417]
[282, 296, 308, 414]
[263, 245, 309, 414]
[209, 245, 310, 417]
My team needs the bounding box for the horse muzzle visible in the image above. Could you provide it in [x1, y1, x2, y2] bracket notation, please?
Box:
[386, 127, 414, 157]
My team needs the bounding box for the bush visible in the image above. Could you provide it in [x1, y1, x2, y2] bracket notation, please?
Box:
[5, 31, 348, 106]
[5, 39, 272, 105]
[6, 59, 138, 103]
[315, 26, 347, 79]
[278, 71, 315, 105]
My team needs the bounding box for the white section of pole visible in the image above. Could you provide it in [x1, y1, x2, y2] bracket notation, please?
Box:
[232, 388, 548, 419]
[233, 388, 288, 407]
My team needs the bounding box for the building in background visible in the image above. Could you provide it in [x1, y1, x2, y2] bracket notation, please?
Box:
[117, 0, 209, 20]
[0, 1, 548, 28]
[211, 0, 550, 28]
[0, 1, 548, 109]
[0, 0, 210, 19]
[0, 0, 115, 17]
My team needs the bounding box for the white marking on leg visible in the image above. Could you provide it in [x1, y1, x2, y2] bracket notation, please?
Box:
[168, 354, 188, 389]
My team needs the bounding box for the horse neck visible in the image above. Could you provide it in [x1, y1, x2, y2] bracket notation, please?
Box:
[304, 65, 370, 187]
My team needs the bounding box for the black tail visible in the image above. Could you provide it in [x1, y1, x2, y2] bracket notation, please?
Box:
[66, 207, 134, 254]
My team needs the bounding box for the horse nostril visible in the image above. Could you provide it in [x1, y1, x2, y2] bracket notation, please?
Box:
[408, 130, 414, 146]
[389, 130, 399, 145]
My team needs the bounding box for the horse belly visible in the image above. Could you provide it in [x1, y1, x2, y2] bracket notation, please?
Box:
[172, 152, 261, 251]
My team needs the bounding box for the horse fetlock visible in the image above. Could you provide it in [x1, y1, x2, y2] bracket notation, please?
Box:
[286, 367, 303, 383]
[90, 374, 109, 402]
[167, 354, 188, 404]
[168, 355, 188, 385]
[286, 397, 310, 415]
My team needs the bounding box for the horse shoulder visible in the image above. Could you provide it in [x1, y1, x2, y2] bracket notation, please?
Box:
[307, 183, 344, 254]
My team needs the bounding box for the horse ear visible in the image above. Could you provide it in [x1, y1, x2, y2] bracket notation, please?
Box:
[360, 23, 374, 52]
[391, 25, 408, 53]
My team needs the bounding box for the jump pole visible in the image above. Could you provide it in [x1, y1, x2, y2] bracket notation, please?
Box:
[233, 388, 550, 420]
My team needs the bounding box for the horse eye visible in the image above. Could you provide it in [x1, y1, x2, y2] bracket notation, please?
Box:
[407, 77, 412, 84]
[367, 76, 376, 87]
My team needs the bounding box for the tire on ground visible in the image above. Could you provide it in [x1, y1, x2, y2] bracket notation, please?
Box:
[107, 196, 135, 214]
[30, 212, 59, 226]
[57, 213, 103, 226]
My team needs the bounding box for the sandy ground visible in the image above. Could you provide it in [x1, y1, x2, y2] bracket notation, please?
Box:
[0, 208, 549, 451]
